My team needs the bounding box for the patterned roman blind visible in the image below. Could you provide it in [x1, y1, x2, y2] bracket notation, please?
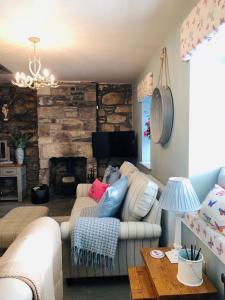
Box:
[180, 0, 225, 61]
[137, 72, 153, 102]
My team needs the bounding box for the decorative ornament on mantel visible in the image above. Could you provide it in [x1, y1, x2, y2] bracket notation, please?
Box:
[151, 47, 174, 146]
[12, 37, 59, 90]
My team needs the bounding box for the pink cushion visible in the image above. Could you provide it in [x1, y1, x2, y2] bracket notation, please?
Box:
[88, 179, 109, 202]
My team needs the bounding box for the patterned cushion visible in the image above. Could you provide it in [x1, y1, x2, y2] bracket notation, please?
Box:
[103, 165, 120, 185]
[121, 171, 158, 221]
[200, 184, 225, 235]
[218, 167, 225, 189]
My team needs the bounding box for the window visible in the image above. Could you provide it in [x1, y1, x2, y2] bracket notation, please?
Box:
[141, 96, 151, 168]
[189, 24, 225, 176]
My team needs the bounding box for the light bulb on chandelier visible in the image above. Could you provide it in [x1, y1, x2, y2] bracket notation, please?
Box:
[12, 37, 59, 90]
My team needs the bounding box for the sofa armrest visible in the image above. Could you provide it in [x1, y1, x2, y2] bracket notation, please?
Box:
[61, 221, 162, 241]
[0, 278, 33, 300]
[119, 222, 161, 240]
[76, 183, 92, 197]
[61, 221, 70, 241]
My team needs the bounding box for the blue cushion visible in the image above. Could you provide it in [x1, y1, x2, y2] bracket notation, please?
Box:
[96, 176, 128, 218]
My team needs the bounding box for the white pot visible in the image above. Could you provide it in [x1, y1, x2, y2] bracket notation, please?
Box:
[177, 249, 203, 287]
[16, 147, 24, 164]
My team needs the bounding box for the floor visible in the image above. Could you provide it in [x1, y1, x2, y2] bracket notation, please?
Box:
[0, 194, 74, 218]
[64, 277, 130, 300]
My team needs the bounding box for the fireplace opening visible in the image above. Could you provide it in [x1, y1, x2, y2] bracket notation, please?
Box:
[49, 157, 87, 196]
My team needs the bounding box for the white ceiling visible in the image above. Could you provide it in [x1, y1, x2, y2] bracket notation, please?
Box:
[0, 0, 192, 83]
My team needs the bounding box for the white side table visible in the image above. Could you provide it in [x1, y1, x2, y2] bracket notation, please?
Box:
[0, 164, 26, 202]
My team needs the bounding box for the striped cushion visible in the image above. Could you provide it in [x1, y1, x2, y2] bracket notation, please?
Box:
[121, 171, 158, 221]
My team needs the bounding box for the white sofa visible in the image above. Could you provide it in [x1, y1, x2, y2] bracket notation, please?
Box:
[61, 161, 162, 278]
[0, 217, 63, 300]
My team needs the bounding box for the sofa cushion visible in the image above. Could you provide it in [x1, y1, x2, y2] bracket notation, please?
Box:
[121, 171, 158, 221]
[69, 197, 97, 231]
[96, 176, 128, 218]
[199, 184, 225, 235]
[218, 167, 225, 189]
[88, 179, 109, 202]
[119, 161, 138, 179]
[103, 165, 120, 185]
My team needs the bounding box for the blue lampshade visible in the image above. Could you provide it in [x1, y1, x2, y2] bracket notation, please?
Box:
[158, 177, 201, 212]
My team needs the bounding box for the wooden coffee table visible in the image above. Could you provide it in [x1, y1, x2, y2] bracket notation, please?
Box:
[128, 247, 217, 300]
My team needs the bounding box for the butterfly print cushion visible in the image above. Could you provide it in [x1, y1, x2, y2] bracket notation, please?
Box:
[199, 184, 225, 236]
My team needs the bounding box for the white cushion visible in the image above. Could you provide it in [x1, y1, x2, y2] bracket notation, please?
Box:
[119, 161, 138, 178]
[121, 171, 158, 221]
[199, 184, 225, 236]
[218, 167, 225, 189]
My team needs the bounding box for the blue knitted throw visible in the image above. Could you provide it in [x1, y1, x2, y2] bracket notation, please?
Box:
[71, 207, 120, 269]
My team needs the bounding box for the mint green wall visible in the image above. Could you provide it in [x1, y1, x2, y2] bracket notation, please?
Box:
[133, 2, 224, 298]
[133, 0, 197, 185]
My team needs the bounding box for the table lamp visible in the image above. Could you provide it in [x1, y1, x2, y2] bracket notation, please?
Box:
[158, 177, 201, 263]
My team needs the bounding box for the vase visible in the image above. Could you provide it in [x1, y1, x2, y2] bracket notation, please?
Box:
[16, 147, 24, 164]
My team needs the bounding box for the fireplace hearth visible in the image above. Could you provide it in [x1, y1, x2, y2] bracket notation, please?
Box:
[49, 157, 87, 196]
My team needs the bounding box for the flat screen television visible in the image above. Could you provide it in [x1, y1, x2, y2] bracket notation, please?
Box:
[92, 131, 137, 159]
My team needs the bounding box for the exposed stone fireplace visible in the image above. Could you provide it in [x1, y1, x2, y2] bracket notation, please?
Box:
[37, 82, 97, 185]
[49, 157, 87, 195]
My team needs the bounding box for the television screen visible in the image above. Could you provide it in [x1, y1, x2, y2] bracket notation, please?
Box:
[92, 131, 137, 159]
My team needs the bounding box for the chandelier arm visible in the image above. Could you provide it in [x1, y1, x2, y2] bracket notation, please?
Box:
[12, 36, 58, 89]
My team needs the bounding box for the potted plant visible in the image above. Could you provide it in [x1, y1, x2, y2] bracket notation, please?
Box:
[8, 132, 32, 164]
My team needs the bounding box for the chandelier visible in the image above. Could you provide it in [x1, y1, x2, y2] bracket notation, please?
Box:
[12, 37, 59, 90]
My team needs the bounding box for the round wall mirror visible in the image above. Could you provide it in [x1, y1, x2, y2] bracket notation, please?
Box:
[151, 86, 174, 145]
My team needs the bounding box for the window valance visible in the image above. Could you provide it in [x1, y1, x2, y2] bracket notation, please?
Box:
[180, 0, 225, 61]
[137, 72, 153, 102]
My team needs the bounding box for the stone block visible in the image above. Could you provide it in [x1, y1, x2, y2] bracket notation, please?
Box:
[51, 87, 71, 96]
[40, 159, 49, 169]
[83, 120, 96, 131]
[13, 101, 28, 114]
[98, 109, 105, 117]
[38, 124, 51, 136]
[56, 118, 83, 128]
[37, 87, 51, 96]
[115, 105, 131, 113]
[107, 114, 126, 124]
[119, 124, 132, 131]
[42, 142, 93, 159]
[64, 107, 78, 118]
[79, 106, 96, 119]
[102, 93, 125, 105]
[38, 96, 54, 106]
[84, 91, 96, 102]
[101, 124, 115, 132]
[38, 107, 64, 119]
[38, 137, 53, 144]
[103, 106, 114, 114]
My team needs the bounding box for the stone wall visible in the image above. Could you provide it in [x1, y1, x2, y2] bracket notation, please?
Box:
[0, 82, 133, 191]
[38, 82, 97, 185]
[0, 84, 39, 193]
[97, 83, 132, 132]
[97, 83, 133, 177]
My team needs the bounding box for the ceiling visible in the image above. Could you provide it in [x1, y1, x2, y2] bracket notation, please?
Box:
[0, 0, 192, 83]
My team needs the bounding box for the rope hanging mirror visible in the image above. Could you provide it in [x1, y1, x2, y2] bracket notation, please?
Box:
[151, 47, 174, 145]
